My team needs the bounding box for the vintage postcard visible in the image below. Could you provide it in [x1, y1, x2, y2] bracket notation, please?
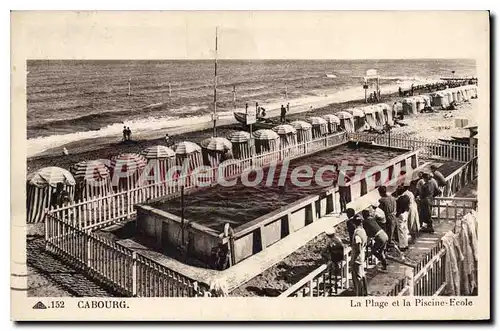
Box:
[11, 11, 490, 321]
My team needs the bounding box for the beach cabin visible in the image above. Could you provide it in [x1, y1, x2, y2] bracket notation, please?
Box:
[377, 103, 393, 126]
[175, 141, 203, 177]
[420, 95, 432, 109]
[70, 160, 113, 201]
[451, 89, 458, 103]
[462, 86, 471, 102]
[322, 114, 341, 134]
[345, 108, 367, 132]
[307, 117, 328, 139]
[200, 137, 233, 168]
[109, 153, 148, 191]
[272, 124, 298, 152]
[229, 131, 252, 160]
[336, 111, 355, 133]
[141, 145, 176, 183]
[456, 88, 464, 103]
[414, 96, 426, 113]
[402, 97, 417, 115]
[253, 129, 280, 154]
[27, 166, 76, 223]
[290, 120, 313, 144]
[430, 92, 449, 109]
[361, 106, 378, 129]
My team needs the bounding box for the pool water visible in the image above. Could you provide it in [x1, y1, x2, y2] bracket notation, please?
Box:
[153, 144, 403, 232]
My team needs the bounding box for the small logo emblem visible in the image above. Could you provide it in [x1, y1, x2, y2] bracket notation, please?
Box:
[32, 301, 47, 309]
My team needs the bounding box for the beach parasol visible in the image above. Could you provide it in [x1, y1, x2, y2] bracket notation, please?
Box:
[336, 111, 353, 119]
[175, 141, 202, 155]
[253, 129, 279, 140]
[307, 117, 328, 138]
[345, 108, 365, 118]
[272, 124, 297, 135]
[290, 120, 312, 130]
[228, 131, 251, 143]
[70, 160, 110, 182]
[200, 137, 232, 152]
[70, 160, 112, 200]
[28, 166, 76, 188]
[27, 167, 76, 223]
[110, 153, 148, 190]
[307, 116, 328, 126]
[322, 114, 340, 124]
[141, 145, 175, 159]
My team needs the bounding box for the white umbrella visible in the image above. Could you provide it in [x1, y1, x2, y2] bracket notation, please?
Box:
[336, 111, 353, 119]
[141, 145, 175, 159]
[307, 116, 328, 126]
[28, 166, 76, 188]
[290, 120, 312, 130]
[228, 131, 251, 143]
[200, 137, 232, 152]
[322, 114, 340, 124]
[175, 141, 202, 155]
[272, 124, 297, 135]
[253, 129, 279, 140]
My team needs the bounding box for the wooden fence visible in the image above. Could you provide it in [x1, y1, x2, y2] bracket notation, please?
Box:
[45, 213, 210, 297]
[387, 197, 477, 296]
[44, 132, 349, 231]
[442, 157, 478, 197]
[349, 132, 477, 163]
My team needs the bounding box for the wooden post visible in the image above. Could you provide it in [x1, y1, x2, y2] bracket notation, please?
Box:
[132, 252, 138, 296]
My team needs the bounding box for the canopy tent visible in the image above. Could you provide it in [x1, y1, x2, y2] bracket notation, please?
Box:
[345, 108, 367, 132]
[444, 90, 452, 104]
[420, 95, 432, 109]
[110, 153, 148, 191]
[461, 86, 471, 101]
[307, 116, 328, 138]
[253, 129, 280, 154]
[336, 111, 355, 133]
[70, 160, 112, 201]
[290, 120, 313, 143]
[229, 131, 252, 160]
[322, 114, 341, 134]
[377, 103, 393, 126]
[27, 166, 76, 223]
[402, 97, 418, 115]
[200, 137, 233, 168]
[141, 145, 176, 183]
[272, 124, 298, 149]
[456, 88, 464, 103]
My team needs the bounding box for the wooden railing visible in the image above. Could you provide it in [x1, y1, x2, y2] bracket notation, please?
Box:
[45, 132, 349, 232]
[45, 213, 210, 297]
[388, 198, 477, 296]
[279, 247, 352, 297]
[348, 132, 477, 163]
[442, 157, 478, 197]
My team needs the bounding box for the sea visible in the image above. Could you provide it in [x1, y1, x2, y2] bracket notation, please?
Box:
[27, 59, 476, 157]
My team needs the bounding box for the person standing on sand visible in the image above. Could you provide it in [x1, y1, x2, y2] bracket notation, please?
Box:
[123, 126, 128, 141]
[280, 104, 286, 123]
[126, 127, 132, 141]
[351, 214, 368, 296]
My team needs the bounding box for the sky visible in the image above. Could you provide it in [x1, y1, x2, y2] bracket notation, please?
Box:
[12, 11, 489, 60]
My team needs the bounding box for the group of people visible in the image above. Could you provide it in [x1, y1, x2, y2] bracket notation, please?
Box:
[367, 90, 381, 103]
[122, 126, 133, 141]
[398, 80, 476, 97]
[324, 165, 446, 296]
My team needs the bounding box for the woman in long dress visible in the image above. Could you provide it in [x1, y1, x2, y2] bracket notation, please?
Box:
[402, 186, 420, 241]
[395, 189, 411, 250]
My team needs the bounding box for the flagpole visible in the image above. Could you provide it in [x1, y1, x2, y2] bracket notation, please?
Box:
[213, 27, 219, 137]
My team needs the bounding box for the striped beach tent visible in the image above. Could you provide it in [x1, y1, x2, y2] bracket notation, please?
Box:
[414, 96, 426, 113]
[109, 153, 147, 191]
[229, 131, 252, 160]
[322, 114, 340, 134]
[362, 106, 378, 129]
[272, 124, 297, 149]
[253, 129, 279, 154]
[70, 160, 112, 201]
[200, 137, 233, 168]
[402, 97, 418, 115]
[27, 166, 76, 223]
[336, 111, 355, 133]
[290, 120, 312, 143]
[141, 145, 176, 183]
[175, 141, 203, 184]
[307, 116, 328, 138]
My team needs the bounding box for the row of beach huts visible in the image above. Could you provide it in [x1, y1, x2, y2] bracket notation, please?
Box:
[27, 84, 478, 223]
